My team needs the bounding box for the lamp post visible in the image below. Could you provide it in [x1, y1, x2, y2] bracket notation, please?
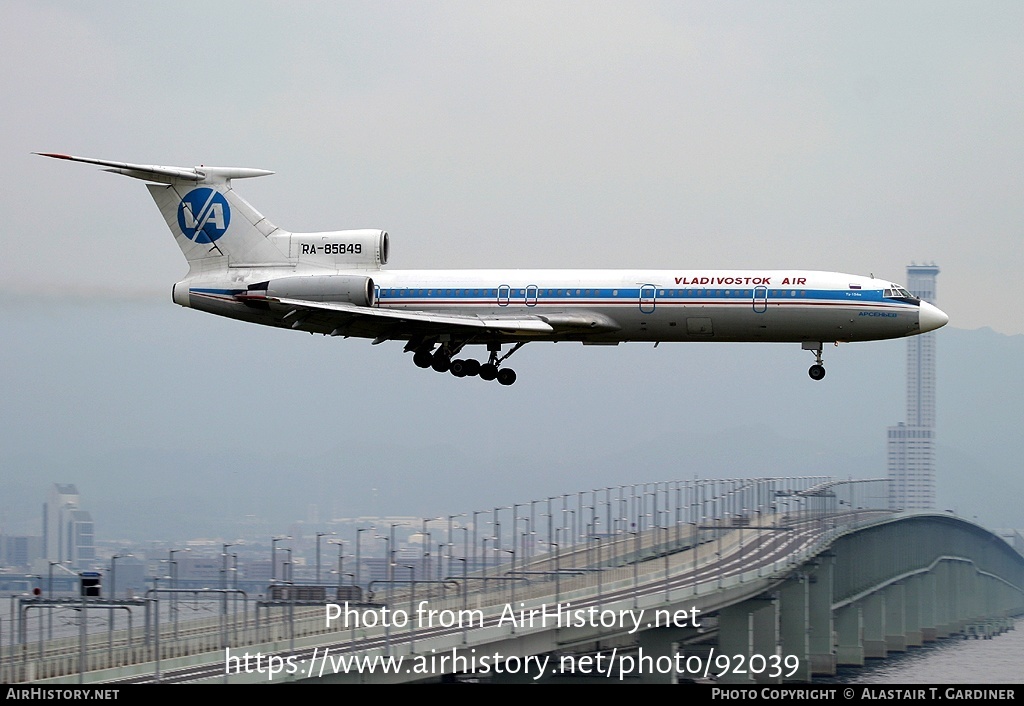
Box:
[501, 548, 516, 606]
[221, 544, 235, 590]
[271, 536, 291, 582]
[316, 532, 334, 584]
[329, 540, 345, 588]
[168, 548, 186, 589]
[110, 553, 131, 599]
[471, 511, 485, 583]
[282, 547, 293, 583]
[378, 535, 391, 605]
[168, 548, 189, 639]
[355, 527, 371, 591]
[481, 537, 491, 590]
[389, 523, 406, 586]
[563, 509, 575, 567]
[552, 531, 561, 604]
[47, 560, 65, 639]
[447, 513, 465, 582]
[48, 561, 62, 600]
[518, 516, 531, 563]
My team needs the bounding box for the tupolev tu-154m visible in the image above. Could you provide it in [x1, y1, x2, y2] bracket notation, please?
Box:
[39, 153, 948, 385]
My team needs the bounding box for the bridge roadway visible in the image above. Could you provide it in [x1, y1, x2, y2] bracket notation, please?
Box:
[8, 486, 1024, 684]
[156, 512, 844, 683]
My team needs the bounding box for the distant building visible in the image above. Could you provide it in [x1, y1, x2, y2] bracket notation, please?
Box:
[0, 535, 44, 568]
[887, 264, 940, 510]
[43, 484, 96, 568]
[109, 556, 146, 598]
[176, 555, 224, 584]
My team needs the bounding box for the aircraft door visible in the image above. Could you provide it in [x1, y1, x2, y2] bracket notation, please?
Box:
[525, 285, 539, 307]
[498, 285, 511, 307]
[640, 284, 657, 314]
[753, 285, 768, 313]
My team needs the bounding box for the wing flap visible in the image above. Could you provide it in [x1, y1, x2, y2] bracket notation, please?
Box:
[241, 295, 555, 335]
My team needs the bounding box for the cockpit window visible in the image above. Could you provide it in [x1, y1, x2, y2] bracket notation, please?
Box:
[883, 286, 919, 304]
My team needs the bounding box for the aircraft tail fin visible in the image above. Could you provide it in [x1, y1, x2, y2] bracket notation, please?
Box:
[36, 153, 291, 265]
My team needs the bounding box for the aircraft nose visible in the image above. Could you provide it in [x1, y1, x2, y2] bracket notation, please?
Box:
[919, 301, 949, 332]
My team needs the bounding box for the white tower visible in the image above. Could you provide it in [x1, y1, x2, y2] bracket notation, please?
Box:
[887, 264, 939, 509]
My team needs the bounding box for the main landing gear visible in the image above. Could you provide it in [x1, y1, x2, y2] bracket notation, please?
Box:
[802, 341, 827, 381]
[410, 341, 525, 386]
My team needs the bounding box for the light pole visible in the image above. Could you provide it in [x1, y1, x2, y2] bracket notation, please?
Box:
[271, 536, 291, 582]
[221, 543, 235, 590]
[518, 516, 531, 563]
[447, 513, 465, 582]
[168, 548, 190, 638]
[316, 532, 334, 584]
[422, 517, 442, 587]
[563, 509, 575, 567]
[378, 535, 391, 605]
[356, 527, 371, 591]
[329, 540, 345, 589]
[472, 511, 485, 582]
[552, 531, 561, 604]
[389, 523, 406, 586]
[110, 553, 131, 599]
[47, 560, 64, 638]
[282, 547, 293, 583]
[482, 537, 491, 590]
[48, 561, 62, 600]
[501, 548, 516, 606]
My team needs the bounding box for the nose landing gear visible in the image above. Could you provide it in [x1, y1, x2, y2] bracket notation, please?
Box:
[802, 341, 828, 381]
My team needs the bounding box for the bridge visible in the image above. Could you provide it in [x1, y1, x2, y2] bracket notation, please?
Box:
[4, 477, 1023, 684]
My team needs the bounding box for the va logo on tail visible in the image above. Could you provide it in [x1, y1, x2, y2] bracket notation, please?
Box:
[178, 188, 231, 243]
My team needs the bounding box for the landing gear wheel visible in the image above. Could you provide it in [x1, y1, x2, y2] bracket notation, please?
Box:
[413, 350, 433, 368]
[497, 368, 517, 386]
[463, 359, 481, 377]
[808, 364, 826, 381]
[479, 363, 498, 381]
[450, 359, 468, 377]
[431, 353, 451, 373]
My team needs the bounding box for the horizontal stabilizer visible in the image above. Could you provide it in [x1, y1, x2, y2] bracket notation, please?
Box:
[34, 153, 272, 184]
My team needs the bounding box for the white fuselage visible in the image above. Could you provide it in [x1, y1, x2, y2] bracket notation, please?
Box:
[182, 267, 943, 345]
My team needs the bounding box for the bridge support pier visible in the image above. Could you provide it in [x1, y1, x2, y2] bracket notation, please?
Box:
[936, 560, 967, 637]
[884, 582, 907, 652]
[808, 553, 836, 676]
[778, 554, 836, 681]
[862, 592, 887, 659]
[717, 594, 777, 684]
[779, 574, 810, 682]
[637, 627, 701, 684]
[919, 571, 938, 642]
[834, 604, 864, 666]
[904, 574, 923, 647]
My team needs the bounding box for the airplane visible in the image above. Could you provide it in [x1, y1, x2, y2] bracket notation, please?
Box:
[38, 152, 949, 385]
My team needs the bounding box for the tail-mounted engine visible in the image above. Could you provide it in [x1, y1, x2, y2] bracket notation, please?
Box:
[290, 229, 389, 268]
[248, 274, 376, 307]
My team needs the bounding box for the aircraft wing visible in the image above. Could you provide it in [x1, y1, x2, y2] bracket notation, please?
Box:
[240, 295, 557, 339]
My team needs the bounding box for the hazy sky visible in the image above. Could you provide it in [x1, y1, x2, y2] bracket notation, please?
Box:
[1, 3, 1022, 540]
[2, 1, 1021, 333]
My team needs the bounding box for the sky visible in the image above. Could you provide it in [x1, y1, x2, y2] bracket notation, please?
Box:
[1, 1, 1021, 334]
[1, 2, 1023, 539]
